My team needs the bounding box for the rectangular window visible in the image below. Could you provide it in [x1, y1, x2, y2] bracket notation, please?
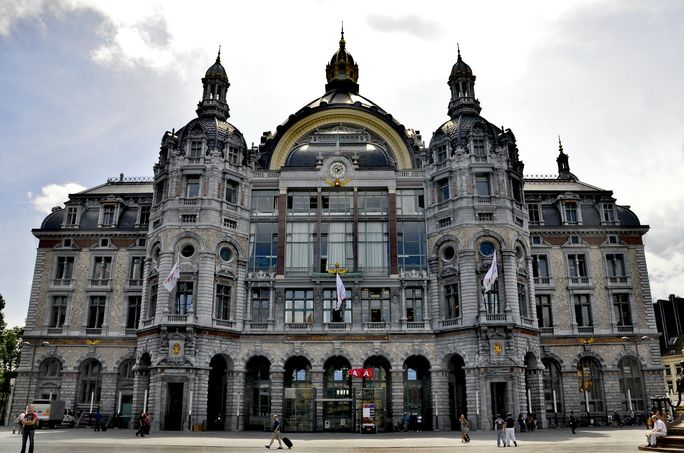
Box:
[176, 281, 194, 315]
[88, 296, 106, 328]
[251, 288, 270, 323]
[475, 174, 490, 197]
[285, 222, 315, 272]
[436, 145, 447, 163]
[564, 202, 578, 223]
[251, 190, 279, 215]
[126, 295, 141, 329]
[473, 137, 486, 156]
[358, 191, 388, 215]
[285, 289, 314, 323]
[396, 189, 425, 215]
[225, 180, 239, 204]
[55, 256, 75, 284]
[606, 253, 626, 277]
[397, 222, 426, 270]
[518, 283, 528, 318]
[532, 254, 550, 282]
[613, 293, 632, 326]
[528, 204, 541, 224]
[91, 256, 112, 284]
[574, 294, 593, 327]
[189, 140, 202, 158]
[139, 206, 150, 225]
[567, 254, 588, 278]
[154, 180, 166, 205]
[602, 203, 615, 222]
[358, 222, 388, 272]
[322, 191, 353, 216]
[444, 283, 460, 319]
[50, 296, 68, 328]
[323, 289, 352, 323]
[129, 256, 144, 285]
[186, 175, 200, 198]
[102, 206, 116, 226]
[405, 287, 423, 322]
[362, 288, 390, 323]
[320, 222, 354, 272]
[215, 284, 231, 320]
[248, 223, 278, 272]
[287, 191, 317, 216]
[148, 283, 158, 319]
[536, 295, 553, 328]
[227, 146, 240, 166]
[65, 206, 79, 226]
[436, 178, 450, 203]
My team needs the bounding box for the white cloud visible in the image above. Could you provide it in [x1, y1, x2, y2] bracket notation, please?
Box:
[27, 182, 86, 214]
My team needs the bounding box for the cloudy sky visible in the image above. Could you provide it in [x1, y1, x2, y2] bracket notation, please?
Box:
[0, 0, 682, 328]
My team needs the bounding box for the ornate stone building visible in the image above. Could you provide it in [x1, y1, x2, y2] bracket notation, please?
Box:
[13, 34, 663, 432]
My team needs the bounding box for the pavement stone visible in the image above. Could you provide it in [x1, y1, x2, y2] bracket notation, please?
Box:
[0, 426, 651, 452]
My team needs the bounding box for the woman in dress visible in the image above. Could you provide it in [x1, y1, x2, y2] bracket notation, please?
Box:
[459, 414, 470, 443]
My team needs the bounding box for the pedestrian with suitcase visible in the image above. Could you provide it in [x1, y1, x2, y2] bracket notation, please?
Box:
[265, 414, 284, 449]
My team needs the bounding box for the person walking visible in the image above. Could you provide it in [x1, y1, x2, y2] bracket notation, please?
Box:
[494, 413, 506, 447]
[505, 412, 518, 447]
[266, 414, 284, 449]
[569, 411, 577, 434]
[135, 411, 147, 437]
[94, 408, 103, 431]
[20, 404, 38, 453]
[459, 414, 470, 443]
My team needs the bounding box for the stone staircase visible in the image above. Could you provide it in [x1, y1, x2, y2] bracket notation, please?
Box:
[638, 415, 684, 452]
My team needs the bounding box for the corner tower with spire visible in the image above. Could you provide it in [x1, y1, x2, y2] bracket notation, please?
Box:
[196, 47, 231, 120]
[447, 45, 481, 117]
[325, 24, 359, 93]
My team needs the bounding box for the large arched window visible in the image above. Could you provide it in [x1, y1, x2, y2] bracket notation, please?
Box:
[403, 355, 431, 430]
[619, 356, 645, 411]
[78, 359, 102, 405]
[40, 358, 62, 377]
[542, 358, 563, 416]
[245, 356, 271, 431]
[284, 356, 313, 432]
[577, 357, 605, 413]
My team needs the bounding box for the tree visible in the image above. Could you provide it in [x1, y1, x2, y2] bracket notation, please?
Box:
[0, 292, 5, 332]
[0, 292, 23, 390]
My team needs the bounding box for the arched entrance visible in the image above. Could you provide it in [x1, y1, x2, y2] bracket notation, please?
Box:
[577, 356, 605, 415]
[403, 355, 432, 431]
[284, 356, 314, 432]
[618, 356, 645, 411]
[245, 356, 271, 431]
[447, 354, 467, 430]
[207, 354, 230, 430]
[542, 358, 563, 424]
[362, 355, 391, 432]
[322, 356, 353, 431]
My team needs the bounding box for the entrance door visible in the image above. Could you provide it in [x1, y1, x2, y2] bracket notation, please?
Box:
[491, 382, 507, 422]
[164, 383, 184, 430]
[121, 395, 133, 428]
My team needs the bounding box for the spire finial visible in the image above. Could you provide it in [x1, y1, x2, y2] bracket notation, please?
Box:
[216, 45, 221, 64]
[558, 135, 564, 153]
[457, 42, 461, 59]
[341, 21, 344, 40]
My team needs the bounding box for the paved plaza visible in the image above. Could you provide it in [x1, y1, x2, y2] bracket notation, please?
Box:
[0, 426, 650, 452]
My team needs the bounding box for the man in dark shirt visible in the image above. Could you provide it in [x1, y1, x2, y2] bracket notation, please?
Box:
[505, 412, 518, 447]
[266, 414, 283, 449]
[20, 404, 38, 453]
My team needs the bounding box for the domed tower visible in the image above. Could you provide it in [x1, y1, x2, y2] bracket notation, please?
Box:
[140, 50, 250, 430]
[324, 25, 359, 93]
[426, 48, 541, 430]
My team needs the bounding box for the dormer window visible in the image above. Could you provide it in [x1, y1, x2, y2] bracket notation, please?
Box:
[138, 206, 150, 226]
[472, 137, 485, 157]
[436, 145, 447, 163]
[528, 203, 541, 224]
[189, 140, 203, 158]
[563, 201, 578, 224]
[602, 203, 616, 223]
[227, 146, 240, 166]
[65, 206, 79, 228]
[101, 205, 117, 227]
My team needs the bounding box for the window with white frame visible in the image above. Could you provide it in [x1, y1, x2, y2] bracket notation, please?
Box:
[189, 140, 203, 158]
[567, 254, 588, 279]
[323, 288, 351, 323]
[227, 145, 240, 166]
[102, 205, 116, 226]
[602, 203, 616, 223]
[528, 203, 541, 224]
[362, 288, 390, 323]
[532, 254, 550, 281]
[251, 288, 270, 322]
[128, 256, 144, 285]
[91, 256, 112, 285]
[185, 175, 201, 198]
[65, 206, 79, 227]
[563, 201, 578, 223]
[285, 289, 314, 323]
[320, 222, 354, 272]
[285, 222, 315, 272]
[176, 281, 194, 315]
[606, 253, 626, 278]
[358, 222, 389, 272]
[88, 296, 106, 328]
[405, 287, 424, 322]
[54, 256, 74, 284]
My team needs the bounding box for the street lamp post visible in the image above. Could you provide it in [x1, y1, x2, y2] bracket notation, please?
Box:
[621, 335, 650, 413]
[22, 340, 50, 408]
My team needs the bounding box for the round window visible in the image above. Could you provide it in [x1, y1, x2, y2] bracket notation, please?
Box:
[442, 245, 456, 262]
[181, 244, 195, 258]
[516, 246, 525, 261]
[479, 241, 495, 257]
[219, 247, 232, 262]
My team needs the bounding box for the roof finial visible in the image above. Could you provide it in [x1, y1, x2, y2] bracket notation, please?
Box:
[341, 21, 344, 40]
[457, 42, 461, 59]
[216, 45, 221, 64]
[558, 135, 564, 153]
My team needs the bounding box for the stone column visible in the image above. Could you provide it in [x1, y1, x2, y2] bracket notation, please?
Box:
[502, 250, 519, 321]
[270, 369, 285, 422]
[390, 369, 404, 428]
[311, 367, 324, 431]
[195, 252, 216, 326]
[192, 368, 210, 431]
[100, 371, 118, 414]
[430, 367, 449, 431]
[227, 369, 245, 431]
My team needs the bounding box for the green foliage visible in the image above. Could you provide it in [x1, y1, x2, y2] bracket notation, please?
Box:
[0, 293, 24, 389]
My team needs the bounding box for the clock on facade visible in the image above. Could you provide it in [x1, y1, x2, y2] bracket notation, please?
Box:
[328, 161, 347, 179]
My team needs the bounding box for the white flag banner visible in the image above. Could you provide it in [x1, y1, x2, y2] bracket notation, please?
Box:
[163, 259, 180, 291]
[483, 253, 498, 293]
[335, 272, 346, 311]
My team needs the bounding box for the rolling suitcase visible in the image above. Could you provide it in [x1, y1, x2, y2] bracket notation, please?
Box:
[282, 436, 293, 449]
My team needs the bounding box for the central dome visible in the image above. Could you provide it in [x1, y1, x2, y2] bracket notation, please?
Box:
[325, 28, 359, 93]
